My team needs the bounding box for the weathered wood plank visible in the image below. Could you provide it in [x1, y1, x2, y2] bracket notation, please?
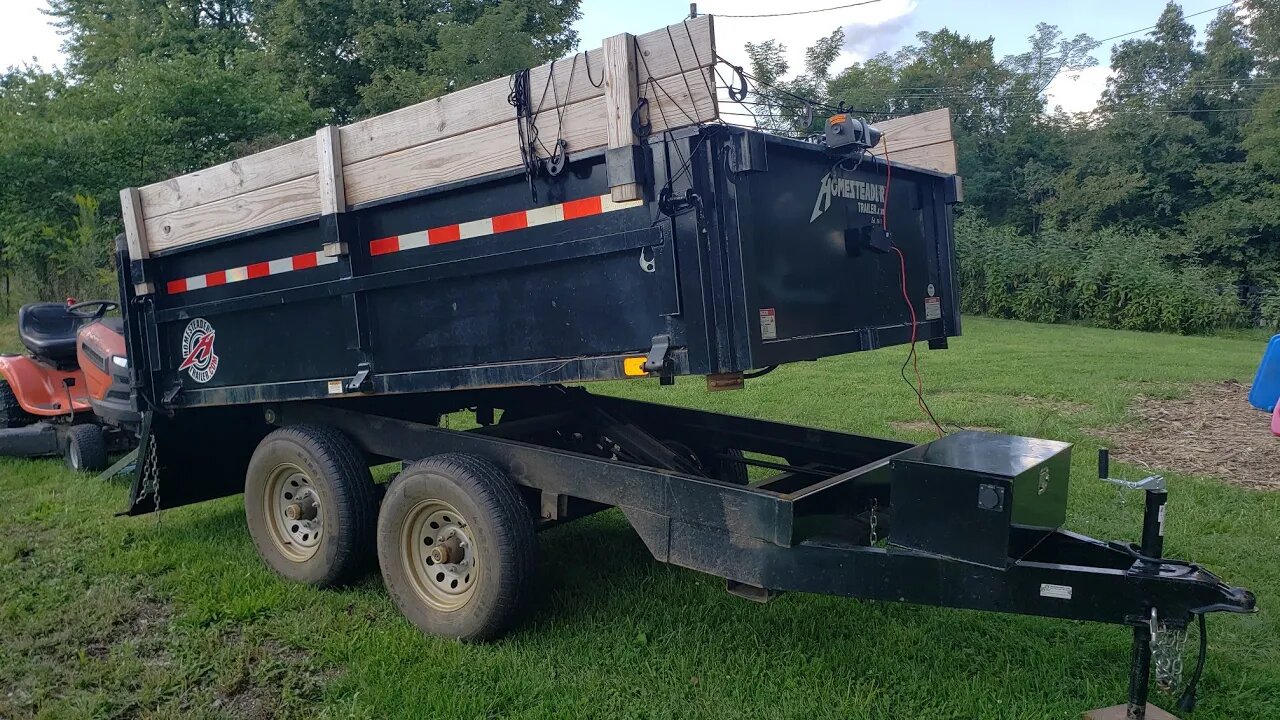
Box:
[137, 138, 315, 219]
[316, 126, 345, 215]
[144, 175, 320, 253]
[872, 108, 953, 153]
[119, 187, 154, 294]
[344, 68, 716, 208]
[603, 33, 641, 202]
[886, 140, 958, 175]
[339, 15, 714, 167]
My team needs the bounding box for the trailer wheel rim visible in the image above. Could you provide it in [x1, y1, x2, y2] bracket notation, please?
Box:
[401, 499, 478, 612]
[264, 463, 323, 562]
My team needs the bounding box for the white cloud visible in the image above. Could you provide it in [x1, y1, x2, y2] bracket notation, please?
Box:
[704, 0, 918, 76]
[1044, 65, 1111, 114]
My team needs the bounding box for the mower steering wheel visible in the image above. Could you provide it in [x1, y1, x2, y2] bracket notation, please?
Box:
[66, 299, 119, 319]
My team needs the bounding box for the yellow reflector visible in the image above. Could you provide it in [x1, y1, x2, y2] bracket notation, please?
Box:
[623, 357, 648, 377]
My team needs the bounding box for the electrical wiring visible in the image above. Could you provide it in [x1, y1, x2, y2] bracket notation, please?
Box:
[880, 138, 946, 437]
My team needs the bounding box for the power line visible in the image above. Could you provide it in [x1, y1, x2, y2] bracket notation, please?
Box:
[1089, 2, 1235, 46]
[710, 0, 883, 19]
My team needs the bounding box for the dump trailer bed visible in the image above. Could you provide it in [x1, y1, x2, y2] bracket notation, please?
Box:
[119, 125, 959, 409]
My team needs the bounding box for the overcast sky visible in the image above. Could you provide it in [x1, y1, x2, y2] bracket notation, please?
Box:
[2, 0, 1232, 113]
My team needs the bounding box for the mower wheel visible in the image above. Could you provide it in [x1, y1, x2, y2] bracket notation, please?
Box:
[245, 425, 378, 587]
[0, 381, 35, 428]
[377, 454, 537, 642]
[65, 424, 108, 473]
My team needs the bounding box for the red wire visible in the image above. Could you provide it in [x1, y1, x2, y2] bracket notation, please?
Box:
[883, 139, 941, 437]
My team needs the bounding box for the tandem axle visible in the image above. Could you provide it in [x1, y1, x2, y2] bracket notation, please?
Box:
[128, 385, 1253, 718]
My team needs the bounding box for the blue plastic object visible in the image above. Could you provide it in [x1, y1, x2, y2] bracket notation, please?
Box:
[1249, 334, 1280, 412]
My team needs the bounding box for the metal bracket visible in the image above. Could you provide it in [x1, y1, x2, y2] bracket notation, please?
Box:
[346, 362, 373, 392]
[606, 144, 646, 188]
[641, 334, 671, 373]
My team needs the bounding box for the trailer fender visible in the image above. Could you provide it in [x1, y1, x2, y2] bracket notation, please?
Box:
[124, 405, 273, 515]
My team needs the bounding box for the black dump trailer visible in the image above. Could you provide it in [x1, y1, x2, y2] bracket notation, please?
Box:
[114, 124, 1253, 717]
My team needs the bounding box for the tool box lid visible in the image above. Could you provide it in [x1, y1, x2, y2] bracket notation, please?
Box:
[893, 431, 1071, 480]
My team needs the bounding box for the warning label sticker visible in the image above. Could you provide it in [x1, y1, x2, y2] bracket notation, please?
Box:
[924, 297, 942, 320]
[759, 308, 777, 340]
[1039, 583, 1073, 600]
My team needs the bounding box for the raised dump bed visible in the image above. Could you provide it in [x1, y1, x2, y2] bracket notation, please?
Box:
[110, 16, 1251, 720]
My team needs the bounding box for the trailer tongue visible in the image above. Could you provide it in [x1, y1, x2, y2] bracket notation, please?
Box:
[112, 15, 1253, 718]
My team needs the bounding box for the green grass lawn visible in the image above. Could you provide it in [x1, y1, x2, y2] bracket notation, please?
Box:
[1, 316, 1277, 719]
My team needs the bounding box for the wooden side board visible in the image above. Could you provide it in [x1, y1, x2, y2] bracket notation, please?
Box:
[871, 108, 958, 175]
[125, 16, 717, 264]
[144, 175, 320, 253]
[344, 68, 717, 207]
[340, 15, 714, 167]
[137, 138, 316, 220]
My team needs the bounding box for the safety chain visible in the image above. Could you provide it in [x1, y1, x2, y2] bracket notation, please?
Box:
[139, 435, 162, 523]
[868, 499, 879, 545]
[1150, 609, 1188, 692]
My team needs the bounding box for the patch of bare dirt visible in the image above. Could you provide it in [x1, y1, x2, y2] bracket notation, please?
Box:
[1106, 380, 1278, 490]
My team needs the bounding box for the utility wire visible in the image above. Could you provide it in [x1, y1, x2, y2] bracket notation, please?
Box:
[1090, 2, 1235, 46]
[712, 0, 883, 19]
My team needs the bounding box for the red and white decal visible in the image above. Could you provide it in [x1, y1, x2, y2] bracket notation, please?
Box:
[162, 193, 642, 296]
[368, 193, 643, 257]
[166, 250, 338, 295]
[178, 318, 219, 383]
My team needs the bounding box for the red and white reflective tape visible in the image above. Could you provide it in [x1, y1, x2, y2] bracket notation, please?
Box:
[166, 250, 338, 295]
[369, 193, 643, 257]
[163, 192, 643, 295]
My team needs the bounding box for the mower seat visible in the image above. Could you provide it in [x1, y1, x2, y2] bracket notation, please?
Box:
[18, 303, 82, 364]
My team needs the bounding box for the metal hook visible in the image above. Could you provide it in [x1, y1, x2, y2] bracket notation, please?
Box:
[632, 97, 652, 140]
[727, 64, 748, 102]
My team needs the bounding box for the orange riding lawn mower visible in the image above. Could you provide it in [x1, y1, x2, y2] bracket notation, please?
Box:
[0, 300, 139, 472]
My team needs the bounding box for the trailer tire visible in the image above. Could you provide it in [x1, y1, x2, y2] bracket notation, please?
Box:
[377, 453, 536, 642]
[65, 424, 107, 473]
[245, 425, 377, 588]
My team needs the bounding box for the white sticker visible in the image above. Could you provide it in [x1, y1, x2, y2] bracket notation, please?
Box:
[927, 283, 936, 295]
[327, 380, 344, 395]
[924, 296, 942, 320]
[1040, 583, 1073, 600]
[1158, 504, 1166, 537]
[759, 308, 777, 340]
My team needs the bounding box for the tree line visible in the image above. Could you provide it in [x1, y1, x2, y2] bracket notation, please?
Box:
[1, 0, 1276, 333]
[0, 0, 581, 301]
[747, 1, 1280, 332]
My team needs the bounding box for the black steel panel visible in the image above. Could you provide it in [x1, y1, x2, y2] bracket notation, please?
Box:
[120, 127, 960, 410]
[889, 431, 1072, 568]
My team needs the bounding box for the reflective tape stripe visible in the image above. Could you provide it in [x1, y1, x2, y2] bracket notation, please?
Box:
[165, 193, 643, 294]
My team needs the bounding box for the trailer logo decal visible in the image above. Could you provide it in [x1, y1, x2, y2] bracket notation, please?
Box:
[178, 318, 219, 383]
[810, 172, 886, 223]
